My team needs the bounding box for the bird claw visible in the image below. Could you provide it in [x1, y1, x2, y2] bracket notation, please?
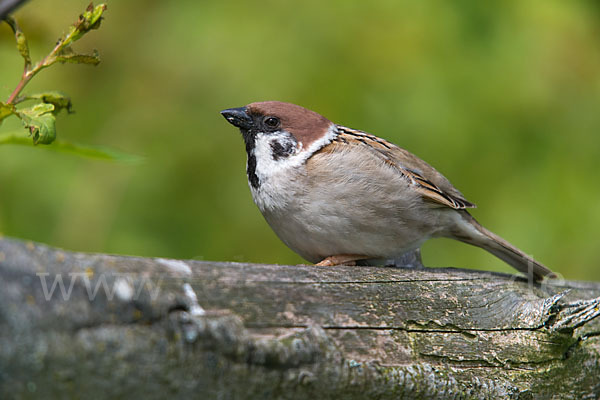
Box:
[315, 255, 366, 267]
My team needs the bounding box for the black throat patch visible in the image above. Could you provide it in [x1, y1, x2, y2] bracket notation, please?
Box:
[242, 130, 260, 189]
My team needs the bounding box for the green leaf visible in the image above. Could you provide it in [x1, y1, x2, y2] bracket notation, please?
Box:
[0, 102, 16, 124]
[46, 141, 143, 163]
[22, 103, 55, 115]
[0, 129, 142, 163]
[17, 103, 57, 144]
[24, 92, 73, 114]
[30, 113, 56, 144]
[4, 17, 31, 67]
[63, 3, 107, 46]
[55, 46, 100, 66]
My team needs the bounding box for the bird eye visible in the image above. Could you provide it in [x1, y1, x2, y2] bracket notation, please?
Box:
[263, 116, 280, 129]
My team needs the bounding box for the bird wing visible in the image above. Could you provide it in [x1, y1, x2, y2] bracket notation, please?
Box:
[327, 125, 476, 210]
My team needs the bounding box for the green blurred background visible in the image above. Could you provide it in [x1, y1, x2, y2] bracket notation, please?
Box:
[1, 0, 599, 280]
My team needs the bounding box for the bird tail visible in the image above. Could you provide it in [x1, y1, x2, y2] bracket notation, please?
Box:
[451, 212, 556, 281]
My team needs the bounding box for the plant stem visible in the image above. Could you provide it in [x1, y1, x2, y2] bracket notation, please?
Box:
[6, 69, 30, 104]
[5, 39, 64, 105]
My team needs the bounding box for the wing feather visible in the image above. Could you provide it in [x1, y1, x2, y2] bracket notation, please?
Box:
[327, 126, 476, 210]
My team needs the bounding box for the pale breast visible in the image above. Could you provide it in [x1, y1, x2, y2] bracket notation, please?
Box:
[253, 144, 445, 262]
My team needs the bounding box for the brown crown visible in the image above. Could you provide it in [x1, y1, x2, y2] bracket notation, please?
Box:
[246, 101, 332, 148]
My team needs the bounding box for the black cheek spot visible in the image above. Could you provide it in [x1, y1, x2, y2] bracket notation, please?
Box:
[270, 140, 295, 161]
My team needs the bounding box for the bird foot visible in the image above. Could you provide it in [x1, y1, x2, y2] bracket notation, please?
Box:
[316, 254, 367, 267]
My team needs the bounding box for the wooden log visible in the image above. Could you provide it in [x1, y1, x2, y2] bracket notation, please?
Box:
[1, 237, 599, 399]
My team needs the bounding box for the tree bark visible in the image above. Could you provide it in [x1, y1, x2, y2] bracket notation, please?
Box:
[1, 237, 599, 399]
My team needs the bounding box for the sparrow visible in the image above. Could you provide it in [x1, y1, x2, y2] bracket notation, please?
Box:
[220, 101, 556, 281]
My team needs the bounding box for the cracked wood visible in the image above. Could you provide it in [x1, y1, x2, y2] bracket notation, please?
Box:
[1, 237, 600, 399]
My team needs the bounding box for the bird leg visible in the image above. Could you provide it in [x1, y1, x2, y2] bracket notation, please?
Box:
[315, 254, 368, 267]
[384, 248, 424, 269]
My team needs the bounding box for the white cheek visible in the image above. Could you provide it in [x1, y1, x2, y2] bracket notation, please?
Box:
[253, 125, 337, 180]
[250, 125, 337, 211]
[250, 132, 300, 211]
[253, 132, 299, 179]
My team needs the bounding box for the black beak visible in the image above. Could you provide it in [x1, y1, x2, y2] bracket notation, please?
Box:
[220, 107, 253, 130]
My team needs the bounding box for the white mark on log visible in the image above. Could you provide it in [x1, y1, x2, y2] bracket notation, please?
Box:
[114, 278, 134, 301]
[157, 258, 192, 275]
[183, 283, 205, 316]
